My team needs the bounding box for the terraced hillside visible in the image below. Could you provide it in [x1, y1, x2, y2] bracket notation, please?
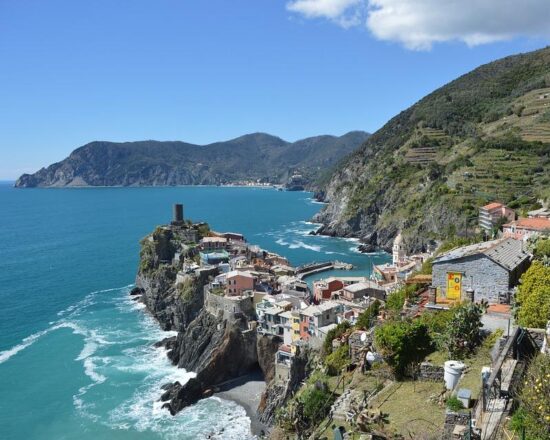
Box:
[315, 47, 550, 252]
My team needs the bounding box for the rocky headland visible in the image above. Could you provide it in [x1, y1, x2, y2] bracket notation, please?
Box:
[131, 216, 305, 436]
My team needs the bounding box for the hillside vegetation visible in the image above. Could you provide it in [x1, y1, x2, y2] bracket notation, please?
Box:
[15, 131, 369, 188]
[316, 46, 550, 252]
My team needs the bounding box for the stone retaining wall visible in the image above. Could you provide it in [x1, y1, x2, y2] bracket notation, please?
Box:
[204, 289, 256, 321]
[418, 362, 445, 382]
[442, 411, 471, 440]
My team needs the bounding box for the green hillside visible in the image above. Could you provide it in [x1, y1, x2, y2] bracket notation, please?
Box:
[15, 131, 369, 188]
[316, 47, 550, 252]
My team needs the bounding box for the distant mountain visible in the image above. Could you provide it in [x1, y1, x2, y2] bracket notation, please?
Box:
[15, 131, 369, 188]
[315, 46, 550, 252]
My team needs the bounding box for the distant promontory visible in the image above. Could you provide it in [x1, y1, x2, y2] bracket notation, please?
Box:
[15, 131, 369, 188]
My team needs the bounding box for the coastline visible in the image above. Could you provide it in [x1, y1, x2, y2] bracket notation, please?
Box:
[214, 370, 269, 437]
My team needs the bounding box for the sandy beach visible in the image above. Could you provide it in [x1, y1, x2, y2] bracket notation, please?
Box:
[215, 370, 269, 438]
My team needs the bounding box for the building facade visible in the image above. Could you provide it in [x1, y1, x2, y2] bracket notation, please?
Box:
[225, 270, 255, 296]
[503, 217, 550, 241]
[432, 238, 530, 304]
[479, 203, 515, 232]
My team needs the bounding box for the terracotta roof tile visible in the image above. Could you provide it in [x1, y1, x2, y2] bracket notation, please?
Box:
[505, 217, 550, 231]
[482, 202, 504, 210]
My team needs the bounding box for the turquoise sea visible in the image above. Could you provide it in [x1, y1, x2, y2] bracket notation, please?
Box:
[0, 183, 390, 440]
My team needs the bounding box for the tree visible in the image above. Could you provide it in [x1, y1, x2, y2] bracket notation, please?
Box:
[325, 344, 350, 376]
[356, 299, 381, 330]
[300, 381, 334, 421]
[533, 238, 550, 262]
[512, 354, 550, 440]
[441, 303, 484, 359]
[515, 261, 550, 328]
[374, 320, 432, 378]
[322, 321, 351, 356]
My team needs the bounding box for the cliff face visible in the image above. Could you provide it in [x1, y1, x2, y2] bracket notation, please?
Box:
[134, 222, 283, 419]
[316, 47, 550, 253]
[160, 310, 260, 414]
[257, 346, 313, 426]
[15, 131, 369, 188]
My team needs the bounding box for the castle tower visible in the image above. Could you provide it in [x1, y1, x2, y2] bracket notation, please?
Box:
[172, 204, 184, 225]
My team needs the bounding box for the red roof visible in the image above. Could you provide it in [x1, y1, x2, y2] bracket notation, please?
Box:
[482, 202, 504, 210]
[505, 217, 550, 231]
[278, 344, 291, 353]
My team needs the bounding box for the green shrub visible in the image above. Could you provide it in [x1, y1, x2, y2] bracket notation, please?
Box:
[322, 321, 351, 356]
[512, 354, 550, 440]
[515, 261, 550, 328]
[417, 309, 454, 350]
[356, 299, 381, 330]
[441, 303, 484, 358]
[300, 382, 334, 421]
[325, 344, 350, 376]
[374, 320, 432, 378]
[534, 238, 550, 259]
[386, 288, 406, 312]
[446, 396, 464, 412]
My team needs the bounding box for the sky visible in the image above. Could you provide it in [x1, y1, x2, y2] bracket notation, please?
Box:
[0, 0, 549, 180]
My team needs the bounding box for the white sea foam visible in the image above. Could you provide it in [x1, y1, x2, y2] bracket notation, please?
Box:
[83, 357, 107, 384]
[6, 283, 254, 438]
[300, 220, 323, 227]
[288, 241, 322, 252]
[0, 321, 86, 364]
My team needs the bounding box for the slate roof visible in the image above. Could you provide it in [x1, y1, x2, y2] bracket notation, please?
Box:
[433, 238, 530, 272]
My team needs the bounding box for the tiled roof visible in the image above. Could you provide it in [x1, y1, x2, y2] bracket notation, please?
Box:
[481, 202, 504, 210]
[226, 270, 255, 278]
[433, 238, 530, 271]
[344, 281, 383, 292]
[484, 239, 530, 271]
[504, 217, 550, 231]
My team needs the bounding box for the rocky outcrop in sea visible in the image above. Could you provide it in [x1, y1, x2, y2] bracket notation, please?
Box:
[132, 221, 283, 425]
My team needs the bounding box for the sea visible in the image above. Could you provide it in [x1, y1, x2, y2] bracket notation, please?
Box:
[0, 183, 390, 440]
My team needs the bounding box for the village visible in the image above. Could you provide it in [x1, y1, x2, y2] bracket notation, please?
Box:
[165, 203, 550, 440]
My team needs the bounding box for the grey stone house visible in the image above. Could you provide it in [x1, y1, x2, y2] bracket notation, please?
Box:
[431, 238, 531, 304]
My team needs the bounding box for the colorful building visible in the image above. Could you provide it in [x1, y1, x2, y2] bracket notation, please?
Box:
[225, 270, 255, 296]
[479, 202, 515, 232]
[299, 301, 343, 340]
[313, 278, 344, 302]
[200, 236, 228, 251]
[503, 217, 550, 241]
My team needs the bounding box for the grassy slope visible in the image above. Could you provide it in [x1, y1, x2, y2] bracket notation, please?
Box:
[321, 46, 550, 251]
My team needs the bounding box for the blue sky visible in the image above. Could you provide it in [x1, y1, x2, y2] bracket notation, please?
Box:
[0, 0, 549, 179]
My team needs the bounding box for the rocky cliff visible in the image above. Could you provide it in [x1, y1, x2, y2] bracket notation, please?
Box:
[315, 47, 550, 253]
[15, 131, 369, 188]
[134, 221, 282, 420]
[258, 346, 313, 426]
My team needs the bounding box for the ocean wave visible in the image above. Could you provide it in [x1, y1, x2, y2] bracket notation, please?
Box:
[288, 241, 322, 252]
[0, 321, 86, 364]
[83, 357, 107, 384]
[324, 251, 346, 256]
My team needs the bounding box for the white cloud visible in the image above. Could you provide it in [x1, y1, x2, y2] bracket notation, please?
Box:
[286, 0, 364, 28]
[286, 0, 550, 50]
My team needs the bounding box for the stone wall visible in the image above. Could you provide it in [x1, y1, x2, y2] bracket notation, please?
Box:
[418, 362, 445, 382]
[204, 289, 256, 321]
[275, 361, 291, 383]
[442, 411, 471, 440]
[432, 254, 510, 303]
